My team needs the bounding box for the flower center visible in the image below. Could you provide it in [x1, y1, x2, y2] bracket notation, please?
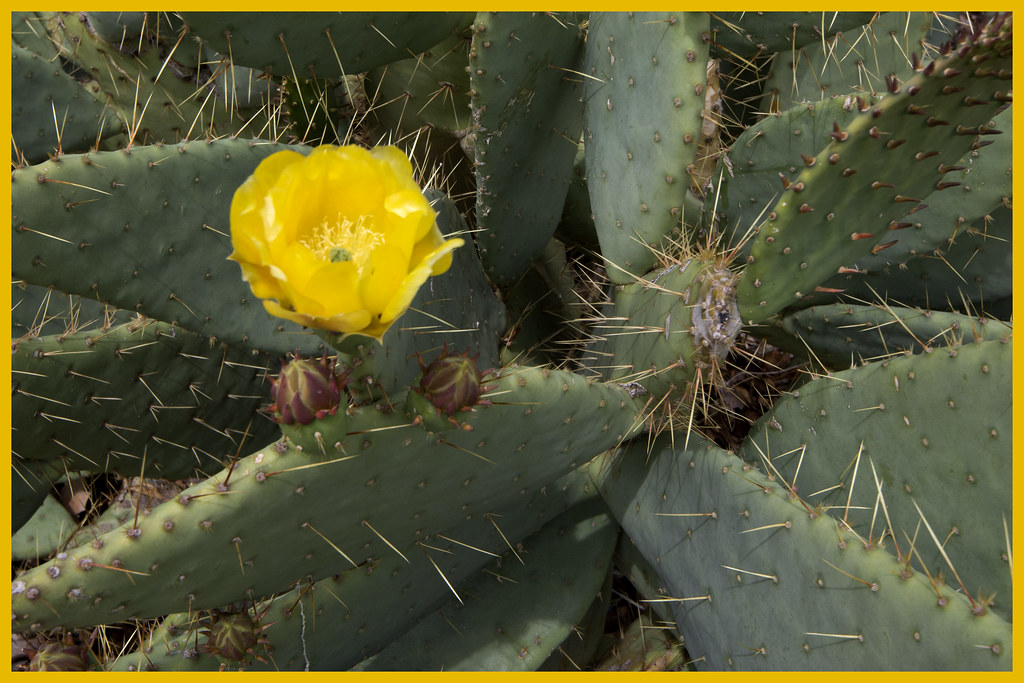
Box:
[304, 215, 383, 273]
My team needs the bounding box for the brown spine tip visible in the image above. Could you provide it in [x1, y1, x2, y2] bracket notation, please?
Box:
[814, 286, 845, 293]
[893, 195, 921, 203]
[927, 117, 951, 127]
[799, 203, 814, 213]
[907, 203, 929, 214]
[871, 240, 898, 254]
[850, 232, 874, 240]
[778, 173, 791, 189]
[831, 122, 848, 141]
[868, 126, 881, 139]
[837, 266, 867, 274]
[886, 139, 906, 149]
[828, 153, 840, 165]
[906, 104, 927, 115]
[915, 151, 940, 160]
[941, 84, 965, 95]
[791, 181, 805, 192]
[963, 96, 990, 106]
[841, 168, 857, 177]
[886, 74, 900, 92]
[943, 67, 963, 78]
[871, 181, 895, 190]
[955, 125, 980, 136]
[888, 221, 914, 230]
[936, 181, 962, 190]
[800, 154, 816, 167]
[923, 62, 936, 76]
[906, 85, 921, 96]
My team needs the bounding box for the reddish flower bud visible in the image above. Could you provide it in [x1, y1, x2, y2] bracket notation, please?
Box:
[270, 354, 345, 425]
[27, 637, 89, 671]
[419, 349, 483, 416]
[201, 611, 265, 663]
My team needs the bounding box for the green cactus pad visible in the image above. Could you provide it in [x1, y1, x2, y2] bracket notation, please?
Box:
[760, 12, 938, 110]
[584, 12, 710, 284]
[593, 434, 1012, 670]
[181, 12, 474, 77]
[709, 11, 876, 58]
[12, 366, 638, 630]
[11, 43, 121, 164]
[11, 139, 322, 355]
[736, 14, 1012, 322]
[12, 319, 278, 479]
[12, 494, 78, 563]
[780, 303, 1012, 367]
[12, 459, 65, 535]
[807, 204, 1012, 317]
[717, 95, 875, 262]
[109, 467, 600, 671]
[12, 283, 133, 341]
[741, 338, 1012, 620]
[469, 12, 587, 287]
[352, 496, 617, 671]
[365, 29, 473, 142]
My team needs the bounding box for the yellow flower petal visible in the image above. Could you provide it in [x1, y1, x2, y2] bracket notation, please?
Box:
[229, 144, 462, 339]
[379, 238, 464, 324]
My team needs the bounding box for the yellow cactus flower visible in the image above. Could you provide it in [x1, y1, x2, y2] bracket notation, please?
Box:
[228, 145, 464, 340]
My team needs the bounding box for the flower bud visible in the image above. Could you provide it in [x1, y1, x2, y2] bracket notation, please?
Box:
[419, 349, 483, 416]
[27, 638, 89, 671]
[270, 354, 345, 425]
[201, 612, 261, 662]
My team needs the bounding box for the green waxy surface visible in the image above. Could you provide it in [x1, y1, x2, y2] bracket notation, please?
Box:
[779, 303, 1012, 366]
[11, 43, 121, 164]
[365, 29, 473, 142]
[12, 319, 277, 480]
[716, 95, 870, 262]
[593, 434, 1012, 670]
[11, 139, 322, 356]
[761, 12, 937, 110]
[584, 12, 710, 284]
[12, 365, 638, 630]
[12, 459, 66, 535]
[353, 496, 617, 671]
[741, 338, 1012, 620]
[109, 467, 602, 671]
[12, 494, 78, 563]
[736, 17, 1012, 322]
[470, 12, 587, 287]
[181, 12, 474, 76]
[709, 11, 876, 57]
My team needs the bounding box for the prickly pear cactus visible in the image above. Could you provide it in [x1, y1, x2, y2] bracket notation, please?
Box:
[11, 11, 1011, 671]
